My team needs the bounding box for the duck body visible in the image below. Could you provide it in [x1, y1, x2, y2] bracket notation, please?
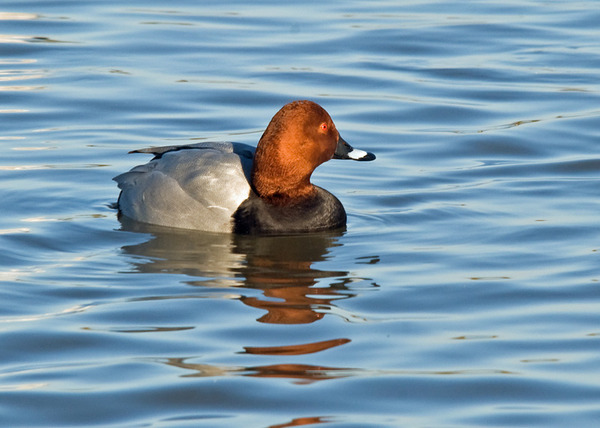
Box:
[114, 100, 375, 235]
[114, 142, 255, 233]
[232, 185, 346, 234]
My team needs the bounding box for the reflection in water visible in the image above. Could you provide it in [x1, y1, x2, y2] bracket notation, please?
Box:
[163, 357, 357, 385]
[119, 218, 369, 384]
[119, 217, 245, 284]
[269, 416, 331, 428]
[242, 338, 351, 356]
[160, 338, 354, 384]
[119, 217, 369, 325]
[234, 233, 355, 324]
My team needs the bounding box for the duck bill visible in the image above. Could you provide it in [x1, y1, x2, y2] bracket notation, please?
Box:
[333, 135, 376, 161]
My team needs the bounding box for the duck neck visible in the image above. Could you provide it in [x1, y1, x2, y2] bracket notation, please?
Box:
[252, 169, 316, 204]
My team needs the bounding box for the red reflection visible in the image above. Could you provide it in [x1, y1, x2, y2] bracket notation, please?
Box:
[242, 338, 351, 356]
[269, 416, 330, 428]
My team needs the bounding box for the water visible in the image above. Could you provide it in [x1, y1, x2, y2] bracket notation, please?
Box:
[1, 1, 599, 426]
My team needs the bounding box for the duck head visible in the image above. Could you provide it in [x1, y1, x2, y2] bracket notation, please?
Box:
[251, 100, 375, 201]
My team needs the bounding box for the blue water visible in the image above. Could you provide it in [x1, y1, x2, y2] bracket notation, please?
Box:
[1, 1, 599, 426]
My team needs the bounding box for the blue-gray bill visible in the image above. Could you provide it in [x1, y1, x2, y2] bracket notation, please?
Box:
[333, 136, 376, 161]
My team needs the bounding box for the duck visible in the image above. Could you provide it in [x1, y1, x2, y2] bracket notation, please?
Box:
[113, 100, 375, 234]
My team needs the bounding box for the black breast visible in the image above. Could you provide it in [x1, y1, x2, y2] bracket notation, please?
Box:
[232, 187, 346, 235]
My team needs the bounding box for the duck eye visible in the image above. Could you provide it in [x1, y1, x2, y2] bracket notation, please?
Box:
[320, 122, 328, 132]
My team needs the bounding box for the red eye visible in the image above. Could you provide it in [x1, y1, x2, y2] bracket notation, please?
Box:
[320, 122, 328, 131]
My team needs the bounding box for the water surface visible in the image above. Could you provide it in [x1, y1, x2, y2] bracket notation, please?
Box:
[1, 1, 599, 427]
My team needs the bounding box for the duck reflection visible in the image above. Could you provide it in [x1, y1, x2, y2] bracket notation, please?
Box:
[241, 338, 351, 356]
[118, 217, 358, 325]
[269, 416, 330, 428]
[156, 340, 355, 385]
[163, 352, 357, 385]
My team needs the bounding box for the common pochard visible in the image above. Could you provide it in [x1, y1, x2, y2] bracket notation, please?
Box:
[114, 100, 375, 234]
